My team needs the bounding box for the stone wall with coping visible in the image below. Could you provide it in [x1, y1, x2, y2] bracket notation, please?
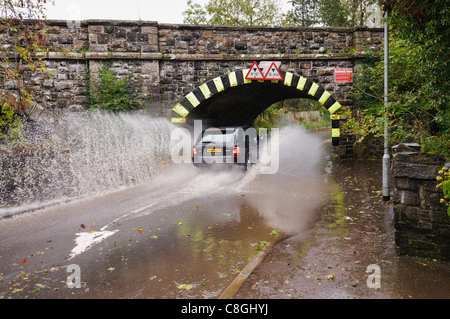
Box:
[392, 151, 450, 260]
[0, 19, 382, 112]
[157, 24, 383, 55]
[0, 20, 383, 54]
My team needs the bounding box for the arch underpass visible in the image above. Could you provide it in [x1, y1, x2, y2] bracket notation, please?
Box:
[170, 68, 343, 144]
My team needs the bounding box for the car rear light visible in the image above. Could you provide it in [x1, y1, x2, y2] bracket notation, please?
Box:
[193, 147, 197, 157]
[232, 146, 241, 156]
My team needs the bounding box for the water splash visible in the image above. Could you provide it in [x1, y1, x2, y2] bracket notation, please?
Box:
[0, 111, 174, 215]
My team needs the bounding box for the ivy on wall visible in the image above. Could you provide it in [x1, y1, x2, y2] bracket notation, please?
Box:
[85, 64, 140, 113]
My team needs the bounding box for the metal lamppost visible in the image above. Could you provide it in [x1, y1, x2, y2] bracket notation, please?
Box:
[382, 9, 390, 202]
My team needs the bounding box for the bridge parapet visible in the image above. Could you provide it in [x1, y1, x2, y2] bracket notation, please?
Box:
[1, 20, 383, 159]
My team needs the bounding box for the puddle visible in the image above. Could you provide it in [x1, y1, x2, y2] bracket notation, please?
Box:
[234, 159, 450, 299]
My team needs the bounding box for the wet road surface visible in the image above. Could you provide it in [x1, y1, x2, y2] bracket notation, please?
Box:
[0, 126, 330, 299]
[234, 159, 450, 299]
[5, 124, 447, 300]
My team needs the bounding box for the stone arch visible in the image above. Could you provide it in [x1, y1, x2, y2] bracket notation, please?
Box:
[170, 68, 343, 143]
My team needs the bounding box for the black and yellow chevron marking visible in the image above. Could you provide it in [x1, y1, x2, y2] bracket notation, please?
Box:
[171, 69, 343, 135]
[331, 114, 340, 146]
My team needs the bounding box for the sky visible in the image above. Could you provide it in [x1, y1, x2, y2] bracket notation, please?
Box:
[44, 0, 293, 24]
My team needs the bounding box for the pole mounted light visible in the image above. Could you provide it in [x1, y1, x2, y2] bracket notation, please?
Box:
[382, 9, 390, 202]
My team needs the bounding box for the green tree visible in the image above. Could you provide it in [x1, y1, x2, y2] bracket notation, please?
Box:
[182, 0, 208, 24]
[288, 0, 382, 27]
[287, 0, 320, 26]
[182, 0, 283, 26]
[344, 0, 450, 158]
[343, 0, 381, 27]
[0, 103, 23, 144]
[0, 0, 52, 143]
[318, 0, 350, 27]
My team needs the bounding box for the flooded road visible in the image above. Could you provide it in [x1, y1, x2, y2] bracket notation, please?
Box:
[3, 121, 450, 300]
[6, 120, 447, 300]
[0, 126, 330, 299]
[234, 159, 450, 299]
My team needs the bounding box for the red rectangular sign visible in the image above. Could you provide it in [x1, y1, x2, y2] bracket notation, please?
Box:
[335, 68, 353, 83]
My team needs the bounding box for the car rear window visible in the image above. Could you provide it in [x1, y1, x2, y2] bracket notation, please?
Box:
[201, 132, 234, 143]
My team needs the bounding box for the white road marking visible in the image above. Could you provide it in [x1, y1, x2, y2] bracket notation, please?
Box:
[103, 201, 159, 230]
[70, 202, 158, 259]
[70, 230, 118, 259]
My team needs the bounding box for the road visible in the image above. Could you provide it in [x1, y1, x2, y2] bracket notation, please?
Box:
[0, 127, 331, 299]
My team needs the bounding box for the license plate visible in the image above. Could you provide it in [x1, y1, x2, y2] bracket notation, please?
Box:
[206, 148, 222, 153]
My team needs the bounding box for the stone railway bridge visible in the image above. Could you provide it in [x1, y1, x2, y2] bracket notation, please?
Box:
[1, 20, 384, 158]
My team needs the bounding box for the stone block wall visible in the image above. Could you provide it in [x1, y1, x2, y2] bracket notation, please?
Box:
[158, 58, 354, 109]
[87, 21, 159, 53]
[0, 20, 383, 114]
[392, 151, 450, 260]
[0, 20, 386, 158]
[157, 24, 383, 55]
[331, 118, 356, 160]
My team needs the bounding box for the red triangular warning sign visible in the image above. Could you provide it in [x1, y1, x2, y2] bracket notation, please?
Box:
[245, 61, 265, 80]
[264, 62, 283, 81]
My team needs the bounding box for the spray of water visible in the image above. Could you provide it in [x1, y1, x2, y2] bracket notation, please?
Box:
[0, 112, 330, 236]
[239, 125, 331, 234]
[0, 111, 174, 215]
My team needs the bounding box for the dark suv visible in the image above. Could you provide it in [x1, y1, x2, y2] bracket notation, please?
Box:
[192, 127, 259, 170]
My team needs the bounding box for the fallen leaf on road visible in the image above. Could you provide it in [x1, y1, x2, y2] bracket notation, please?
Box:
[12, 288, 24, 293]
[107, 267, 115, 272]
[80, 224, 85, 229]
[178, 284, 192, 290]
[150, 236, 158, 239]
[179, 222, 183, 225]
[22, 259, 27, 264]
[174, 281, 192, 290]
[138, 227, 143, 234]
